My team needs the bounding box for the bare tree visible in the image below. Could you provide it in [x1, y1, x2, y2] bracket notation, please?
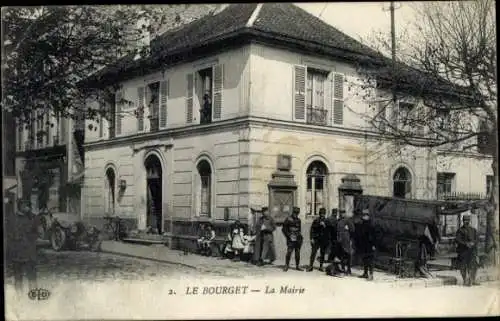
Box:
[350, 0, 497, 263]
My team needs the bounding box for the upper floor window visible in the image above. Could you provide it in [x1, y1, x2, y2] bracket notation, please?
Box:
[147, 82, 160, 131]
[436, 108, 451, 130]
[293, 65, 344, 126]
[186, 64, 223, 125]
[437, 172, 456, 199]
[306, 70, 328, 126]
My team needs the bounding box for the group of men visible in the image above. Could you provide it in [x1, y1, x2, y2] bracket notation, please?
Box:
[251, 206, 377, 280]
[281, 206, 376, 279]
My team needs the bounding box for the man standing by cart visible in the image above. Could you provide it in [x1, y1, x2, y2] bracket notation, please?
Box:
[357, 209, 376, 281]
[282, 206, 303, 271]
[455, 214, 480, 286]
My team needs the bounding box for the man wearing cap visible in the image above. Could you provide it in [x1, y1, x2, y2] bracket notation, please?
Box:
[337, 210, 355, 275]
[307, 208, 330, 272]
[282, 206, 303, 271]
[327, 209, 339, 264]
[8, 199, 39, 294]
[356, 209, 377, 280]
[455, 215, 480, 286]
[253, 207, 276, 266]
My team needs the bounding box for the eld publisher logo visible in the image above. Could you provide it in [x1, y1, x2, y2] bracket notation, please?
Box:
[28, 288, 51, 301]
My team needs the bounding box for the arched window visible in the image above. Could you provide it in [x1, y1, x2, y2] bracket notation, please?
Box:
[393, 167, 412, 199]
[196, 159, 212, 217]
[306, 160, 328, 216]
[105, 167, 116, 215]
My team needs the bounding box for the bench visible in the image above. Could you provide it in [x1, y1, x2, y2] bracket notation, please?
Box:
[166, 233, 227, 257]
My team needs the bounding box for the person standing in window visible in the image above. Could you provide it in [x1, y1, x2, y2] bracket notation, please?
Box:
[282, 207, 303, 272]
[307, 208, 330, 272]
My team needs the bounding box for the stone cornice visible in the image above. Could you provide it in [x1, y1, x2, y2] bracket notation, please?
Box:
[83, 116, 491, 163]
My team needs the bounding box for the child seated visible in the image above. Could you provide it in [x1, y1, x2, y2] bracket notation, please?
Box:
[200, 223, 216, 256]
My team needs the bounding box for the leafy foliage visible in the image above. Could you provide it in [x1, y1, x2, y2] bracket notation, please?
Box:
[2, 5, 222, 126]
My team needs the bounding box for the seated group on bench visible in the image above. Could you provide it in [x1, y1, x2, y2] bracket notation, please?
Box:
[196, 220, 256, 260]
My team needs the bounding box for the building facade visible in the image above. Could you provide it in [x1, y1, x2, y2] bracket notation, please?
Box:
[81, 4, 493, 255]
[15, 110, 84, 215]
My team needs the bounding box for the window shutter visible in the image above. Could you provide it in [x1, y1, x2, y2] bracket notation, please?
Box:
[137, 87, 145, 132]
[186, 74, 194, 123]
[99, 114, 103, 138]
[159, 80, 169, 128]
[333, 73, 344, 125]
[325, 72, 334, 125]
[115, 91, 122, 135]
[212, 64, 223, 120]
[293, 65, 306, 121]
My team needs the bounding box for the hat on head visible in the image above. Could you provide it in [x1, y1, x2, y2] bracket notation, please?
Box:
[318, 208, 326, 214]
[261, 206, 269, 212]
[293, 206, 300, 214]
[463, 215, 471, 221]
[250, 206, 262, 213]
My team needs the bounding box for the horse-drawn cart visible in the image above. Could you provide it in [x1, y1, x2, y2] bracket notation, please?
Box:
[353, 195, 490, 278]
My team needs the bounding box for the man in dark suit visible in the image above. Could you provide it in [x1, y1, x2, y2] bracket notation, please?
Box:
[282, 206, 303, 271]
[455, 215, 480, 286]
[357, 209, 376, 280]
[8, 199, 39, 294]
[307, 208, 330, 272]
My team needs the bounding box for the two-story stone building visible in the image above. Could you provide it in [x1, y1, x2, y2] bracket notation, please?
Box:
[81, 3, 493, 254]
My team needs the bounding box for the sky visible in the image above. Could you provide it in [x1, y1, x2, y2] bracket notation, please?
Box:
[296, 2, 418, 45]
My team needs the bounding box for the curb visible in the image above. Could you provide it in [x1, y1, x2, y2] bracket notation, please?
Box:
[99, 242, 468, 288]
[99, 243, 199, 271]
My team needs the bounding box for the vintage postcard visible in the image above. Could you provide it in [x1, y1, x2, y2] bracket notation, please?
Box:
[3, 2, 499, 319]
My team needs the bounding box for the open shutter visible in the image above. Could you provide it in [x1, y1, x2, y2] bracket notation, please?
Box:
[212, 64, 223, 120]
[325, 72, 334, 125]
[186, 74, 194, 123]
[137, 87, 145, 132]
[159, 80, 169, 128]
[293, 65, 306, 121]
[115, 91, 122, 136]
[332, 73, 344, 125]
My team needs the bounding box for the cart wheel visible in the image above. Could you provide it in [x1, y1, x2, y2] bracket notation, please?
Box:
[50, 226, 66, 251]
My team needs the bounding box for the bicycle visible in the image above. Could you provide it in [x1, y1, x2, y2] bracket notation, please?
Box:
[102, 216, 128, 241]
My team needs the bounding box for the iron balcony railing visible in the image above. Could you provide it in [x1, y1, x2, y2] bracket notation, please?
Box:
[306, 107, 328, 126]
[437, 191, 487, 201]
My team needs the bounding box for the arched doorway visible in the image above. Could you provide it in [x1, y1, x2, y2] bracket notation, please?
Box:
[306, 160, 328, 216]
[145, 154, 163, 234]
[196, 159, 213, 217]
[105, 167, 116, 215]
[393, 166, 412, 199]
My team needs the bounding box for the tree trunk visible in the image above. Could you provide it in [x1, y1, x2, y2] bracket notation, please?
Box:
[486, 155, 499, 266]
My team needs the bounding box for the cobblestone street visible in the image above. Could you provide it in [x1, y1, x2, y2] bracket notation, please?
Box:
[4, 249, 202, 286]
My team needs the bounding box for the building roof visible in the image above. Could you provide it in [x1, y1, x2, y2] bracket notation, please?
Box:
[84, 3, 381, 87]
[83, 3, 472, 101]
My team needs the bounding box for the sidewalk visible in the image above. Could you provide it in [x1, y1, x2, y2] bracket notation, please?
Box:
[99, 240, 499, 287]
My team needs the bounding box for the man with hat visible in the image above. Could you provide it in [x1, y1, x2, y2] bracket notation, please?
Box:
[337, 210, 355, 275]
[8, 199, 39, 294]
[307, 208, 330, 272]
[282, 206, 303, 271]
[356, 208, 377, 280]
[253, 206, 276, 266]
[455, 214, 480, 286]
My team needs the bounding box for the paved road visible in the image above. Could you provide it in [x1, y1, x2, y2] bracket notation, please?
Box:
[4, 249, 202, 286]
